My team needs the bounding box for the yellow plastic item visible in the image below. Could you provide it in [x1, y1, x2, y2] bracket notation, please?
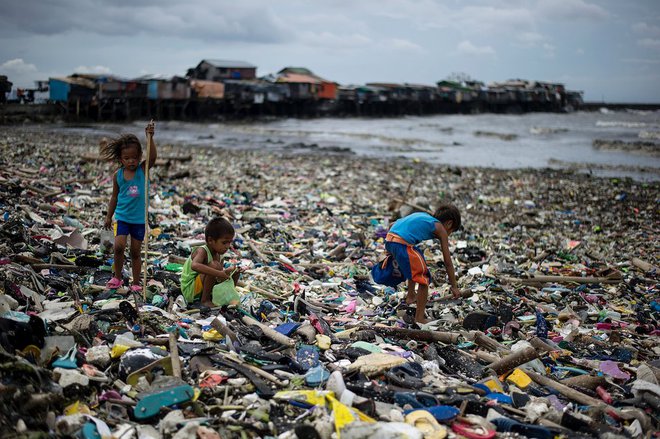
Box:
[274, 390, 375, 436]
[274, 390, 330, 407]
[327, 393, 375, 434]
[110, 344, 130, 359]
[202, 329, 224, 341]
[481, 377, 504, 393]
[507, 368, 532, 389]
[316, 334, 331, 350]
[64, 400, 92, 415]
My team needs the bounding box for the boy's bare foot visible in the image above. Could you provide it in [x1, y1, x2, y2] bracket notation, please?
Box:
[415, 312, 429, 324]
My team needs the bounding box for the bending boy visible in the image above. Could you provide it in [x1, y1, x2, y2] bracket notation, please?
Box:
[384, 204, 461, 323]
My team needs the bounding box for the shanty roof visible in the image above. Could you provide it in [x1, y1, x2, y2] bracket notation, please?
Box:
[278, 67, 313, 76]
[278, 67, 334, 84]
[202, 59, 256, 69]
[276, 73, 321, 84]
[50, 76, 96, 88]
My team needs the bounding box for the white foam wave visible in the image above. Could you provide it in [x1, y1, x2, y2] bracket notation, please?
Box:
[596, 121, 648, 128]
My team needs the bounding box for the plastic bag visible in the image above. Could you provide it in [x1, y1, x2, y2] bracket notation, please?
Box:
[100, 229, 114, 253]
[212, 272, 240, 306]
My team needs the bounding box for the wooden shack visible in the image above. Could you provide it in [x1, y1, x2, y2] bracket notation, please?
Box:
[190, 80, 225, 99]
[278, 68, 337, 100]
[48, 76, 96, 102]
[188, 59, 257, 81]
[140, 75, 190, 100]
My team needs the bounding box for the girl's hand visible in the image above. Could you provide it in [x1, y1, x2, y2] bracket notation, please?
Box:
[145, 120, 155, 137]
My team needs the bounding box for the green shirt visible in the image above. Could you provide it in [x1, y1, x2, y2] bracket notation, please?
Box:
[180, 244, 213, 304]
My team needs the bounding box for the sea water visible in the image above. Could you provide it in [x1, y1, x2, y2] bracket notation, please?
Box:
[62, 109, 660, 181]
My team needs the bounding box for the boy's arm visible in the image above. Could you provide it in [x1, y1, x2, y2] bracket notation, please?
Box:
[434, 223, 460, 298]
[190, 248, 232, 280]
[104, 172, 119, 229]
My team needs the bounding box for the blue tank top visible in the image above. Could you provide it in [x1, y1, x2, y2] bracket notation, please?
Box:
[114, 166, 146, 224]
[389, 212, 438, 245]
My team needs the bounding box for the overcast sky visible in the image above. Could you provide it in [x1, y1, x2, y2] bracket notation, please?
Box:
[1, 0, 659, 102]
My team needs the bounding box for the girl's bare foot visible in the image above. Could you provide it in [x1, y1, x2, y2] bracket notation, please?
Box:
[405, 293, 417, 305]
[201, 301, 215, 308]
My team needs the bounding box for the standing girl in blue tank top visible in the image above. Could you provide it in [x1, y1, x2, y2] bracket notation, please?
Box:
[101, 121, 157, 291]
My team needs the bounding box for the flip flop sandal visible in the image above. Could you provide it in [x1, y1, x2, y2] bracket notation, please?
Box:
[119, 301, 139, 324]
[105, 277, 123, 290]
[134, 384, 195, 420]
[52, 345, 78, 369]
[393, 362, 425, 378]
[129, 285, 143, 293]
[462, 311, 498, 331]
[451, 419, 496, 439]
[404, 410, 448, 439]
[386, 370, 425, 389]
[394, 391, 440, 409]
[82, 364, 109, 383]
[411, 405, 460, 423]
[490, 417, 553, 439]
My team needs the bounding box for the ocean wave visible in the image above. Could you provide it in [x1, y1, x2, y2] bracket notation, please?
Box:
[639, 130, 660, 140]
[530, 126, 569, 135]
[596, 121, 648, 128]
[592, 139, 660, 157]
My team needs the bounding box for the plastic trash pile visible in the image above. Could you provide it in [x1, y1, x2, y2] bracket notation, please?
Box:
[0, 126, 658, 438]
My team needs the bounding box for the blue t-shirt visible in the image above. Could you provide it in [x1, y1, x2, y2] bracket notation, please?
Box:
[114, 166, 146, 224]
[389, 212, 438, 245]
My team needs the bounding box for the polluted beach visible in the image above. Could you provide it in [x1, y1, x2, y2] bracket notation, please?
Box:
[0, 120, 658, 438]
[2, 1, 660, 437]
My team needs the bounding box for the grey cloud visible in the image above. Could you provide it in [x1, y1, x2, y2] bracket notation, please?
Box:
[536, 0, 610, 21]
[0, 0, 292, 43]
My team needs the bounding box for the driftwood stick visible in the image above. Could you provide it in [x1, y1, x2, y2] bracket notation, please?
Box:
[527, 371, 607, 407]
[473, 350, 501, 364]
[502, 275, 622, 285]
[169, 332, 182, 379]
[31, 263, 88, 271]
[529, 337, 556, 354]
[391, 197, 432, 215]
[368, 325, 463, 344]
[560, 375, 608, 390]
[632, 257, 656, 272]
[247, 239, 269, 263]
[488, 347, 539, 375]
[238, 283, 285, 301]
[215, 352, 286, 387]
[469, 331, 510, 353]
[211, 318, 240, 350]
[242, 315, 295, 347]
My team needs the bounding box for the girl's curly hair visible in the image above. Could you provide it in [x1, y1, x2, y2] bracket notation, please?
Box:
[99, 134, 142, 162]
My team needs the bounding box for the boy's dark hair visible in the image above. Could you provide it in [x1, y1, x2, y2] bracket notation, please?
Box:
[433, 203, 461, 231]
[205, 217, 234, 240]
[99, 134, 142, 162]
